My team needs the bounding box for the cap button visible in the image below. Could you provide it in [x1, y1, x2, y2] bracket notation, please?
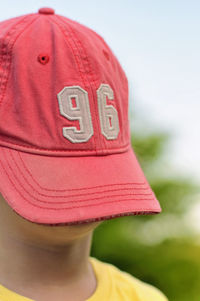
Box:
[38, 7, 55, 15]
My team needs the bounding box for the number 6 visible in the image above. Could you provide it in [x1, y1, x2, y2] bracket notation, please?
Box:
[57, 84, 119, 143]
[97, 84, 119, 140]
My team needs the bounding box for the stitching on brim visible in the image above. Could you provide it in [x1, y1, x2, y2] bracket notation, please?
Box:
[4, 147, 154, 204]
[0, 156, 156, 210]
[12, 149, 152, 198]
[17, 149, 149, 193]
[10, 150, 153, 199]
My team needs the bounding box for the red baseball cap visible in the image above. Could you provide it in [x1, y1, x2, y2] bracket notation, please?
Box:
[0, 7, 161, 225]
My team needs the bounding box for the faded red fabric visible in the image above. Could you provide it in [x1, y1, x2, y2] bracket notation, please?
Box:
[0, 8, 161, 224]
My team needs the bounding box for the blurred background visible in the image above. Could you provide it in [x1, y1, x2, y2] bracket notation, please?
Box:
[1, 1, 199, 300]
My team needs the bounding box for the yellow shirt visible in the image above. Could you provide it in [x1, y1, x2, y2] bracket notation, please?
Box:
[0, 256, 168, 301]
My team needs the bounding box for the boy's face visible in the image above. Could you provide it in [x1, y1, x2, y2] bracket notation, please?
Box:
[0, 193, 102, 247]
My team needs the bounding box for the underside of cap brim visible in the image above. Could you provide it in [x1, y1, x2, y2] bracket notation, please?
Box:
[0, 145, 161, 225]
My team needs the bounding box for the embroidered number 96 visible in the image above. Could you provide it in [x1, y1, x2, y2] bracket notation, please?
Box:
[57, 84, 119, 143]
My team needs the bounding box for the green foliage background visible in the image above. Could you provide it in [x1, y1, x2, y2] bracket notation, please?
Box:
[91, 127, 200, 301]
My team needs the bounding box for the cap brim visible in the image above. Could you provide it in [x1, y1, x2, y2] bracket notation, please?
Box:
[0, 145, 161, 225]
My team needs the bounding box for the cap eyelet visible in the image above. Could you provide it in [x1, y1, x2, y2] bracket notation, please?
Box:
[38, 54, 50, 65]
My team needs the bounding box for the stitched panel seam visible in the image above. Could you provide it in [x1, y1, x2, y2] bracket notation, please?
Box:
[49, 15, 98, 153]
[65, 20, 105, 151]
[0, 14, 39, 107]
[52, 15, 103, 152]
[0, 15, 30, 98]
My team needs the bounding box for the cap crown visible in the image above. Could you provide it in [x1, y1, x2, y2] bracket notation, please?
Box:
[0, 10, 130, 156]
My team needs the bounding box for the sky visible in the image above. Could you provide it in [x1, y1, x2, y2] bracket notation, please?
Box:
[0, 0, 199, 183]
